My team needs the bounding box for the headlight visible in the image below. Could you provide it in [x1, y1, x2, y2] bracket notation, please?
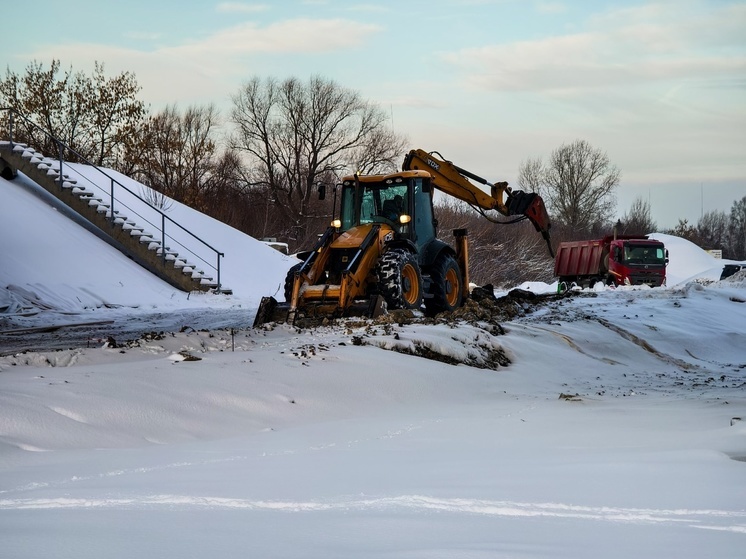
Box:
[331, 219, 342, 228]
[398, 214, 411, 224]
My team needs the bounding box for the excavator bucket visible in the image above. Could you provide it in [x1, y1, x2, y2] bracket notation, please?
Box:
[507, 191, 554, 257]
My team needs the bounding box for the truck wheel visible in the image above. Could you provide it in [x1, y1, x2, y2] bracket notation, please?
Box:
[283, 262, 303, 302]
[377, 248, 423, 310]
[425, 254, 463, 315]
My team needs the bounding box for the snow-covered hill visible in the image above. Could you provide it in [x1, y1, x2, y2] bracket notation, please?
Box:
[1, 165, 744, 558]
[0, 166, 295, 319]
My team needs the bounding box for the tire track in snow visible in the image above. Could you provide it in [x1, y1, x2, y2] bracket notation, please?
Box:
[0, 422, 431, 496]
[1, 494, 744, 532]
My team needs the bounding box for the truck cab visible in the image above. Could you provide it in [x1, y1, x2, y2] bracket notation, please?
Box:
[607, 237, 667, 287]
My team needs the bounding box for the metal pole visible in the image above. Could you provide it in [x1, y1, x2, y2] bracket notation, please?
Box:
[217, 253, 222, 292]
[58, 140, 63, 186]
[162, 214, 166, 265]
[9, 110, 14, 147]
[110, 178, 115, 225]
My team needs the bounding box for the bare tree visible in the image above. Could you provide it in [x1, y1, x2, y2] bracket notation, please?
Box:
[696, 210, 729, 252]
[1, 60, 78, 155]
[518, 140, 620, 233]
[516, 156, 543, 193]
[666, 218, 698, 243]
[728, 196, 746, 260]
[229, 75, 405, 248]
[620, 197, 657, 235]
[0, 60, 145, 166]
[347, 126, 409, 175]
[125, 104, 222, 211]
[81, 62, 147, 167]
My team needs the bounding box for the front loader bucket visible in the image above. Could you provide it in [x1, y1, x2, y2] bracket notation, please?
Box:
[253, 296, 292, 327]
[252, 294, 386, 328]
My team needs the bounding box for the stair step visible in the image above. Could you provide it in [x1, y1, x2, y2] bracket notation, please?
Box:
[155, 247, 178, 256]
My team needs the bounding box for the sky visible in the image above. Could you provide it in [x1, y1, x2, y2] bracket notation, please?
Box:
[3, 0, 746, 228]
[1, 161, 745, 557]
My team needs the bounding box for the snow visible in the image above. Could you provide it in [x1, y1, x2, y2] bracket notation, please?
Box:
[1, 166, 745, 558]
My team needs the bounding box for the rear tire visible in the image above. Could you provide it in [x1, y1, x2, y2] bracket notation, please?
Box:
[425, 254, 463, 315]
[376, 249, 423, 310]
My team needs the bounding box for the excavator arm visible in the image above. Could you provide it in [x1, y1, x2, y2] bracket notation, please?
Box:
[402, 148, 554, 256]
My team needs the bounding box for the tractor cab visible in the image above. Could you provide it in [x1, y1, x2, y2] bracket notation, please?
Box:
[338, 170, 436, 254]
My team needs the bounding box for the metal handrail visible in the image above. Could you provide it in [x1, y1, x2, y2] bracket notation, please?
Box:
[1, 107, 223, 290]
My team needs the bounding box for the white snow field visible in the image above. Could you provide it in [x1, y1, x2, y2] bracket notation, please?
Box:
[1, 166, 745, 558]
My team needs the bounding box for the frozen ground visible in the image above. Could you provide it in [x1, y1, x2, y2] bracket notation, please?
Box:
[1, 167, 745, 558]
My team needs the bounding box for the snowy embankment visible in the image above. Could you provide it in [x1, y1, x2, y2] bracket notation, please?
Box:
[0, 167, 295, 320]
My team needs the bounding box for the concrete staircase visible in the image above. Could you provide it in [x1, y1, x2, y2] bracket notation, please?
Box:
[0, 141, 225, 293]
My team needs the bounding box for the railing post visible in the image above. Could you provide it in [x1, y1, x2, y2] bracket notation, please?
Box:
[8, 110, 14, 148]
[110, 178, 115, 225]
[162, 214, 166, 265]
[217, 253, 222, 292]
[57, 140, 64, 186]
[57, 142, 65, 188]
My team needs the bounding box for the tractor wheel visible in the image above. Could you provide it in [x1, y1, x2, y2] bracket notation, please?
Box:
[425, 254, 463, 315]
[376, 249, 423, 310]
[283, 262, 303, 302]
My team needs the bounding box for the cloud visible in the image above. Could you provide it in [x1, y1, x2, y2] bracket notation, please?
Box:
[441, 2, 746, 94]
[17, 17, 383, 107]
[345, 4, 390, 13]
[385, 96, 449, 109]
[169, 18, 382, 56]
[535, 2, 566, 15]
[216, 3, 270, 14]
[123, 31, 163, 41]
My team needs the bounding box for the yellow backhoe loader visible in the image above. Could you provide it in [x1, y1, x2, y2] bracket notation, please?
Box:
[253, 149, 553, 326]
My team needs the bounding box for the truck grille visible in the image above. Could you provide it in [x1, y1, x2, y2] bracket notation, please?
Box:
[629, 274, 664, 287]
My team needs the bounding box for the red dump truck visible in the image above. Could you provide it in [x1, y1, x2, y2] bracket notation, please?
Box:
[554, 235, 667, 290]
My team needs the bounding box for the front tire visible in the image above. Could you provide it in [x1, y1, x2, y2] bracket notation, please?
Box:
[425, 254, 463, 315]
[376, 249, 423, 310]
[283, 262, 303, 302]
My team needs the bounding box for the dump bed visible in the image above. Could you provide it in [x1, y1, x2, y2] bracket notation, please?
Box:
[554, 239, 606, 278]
